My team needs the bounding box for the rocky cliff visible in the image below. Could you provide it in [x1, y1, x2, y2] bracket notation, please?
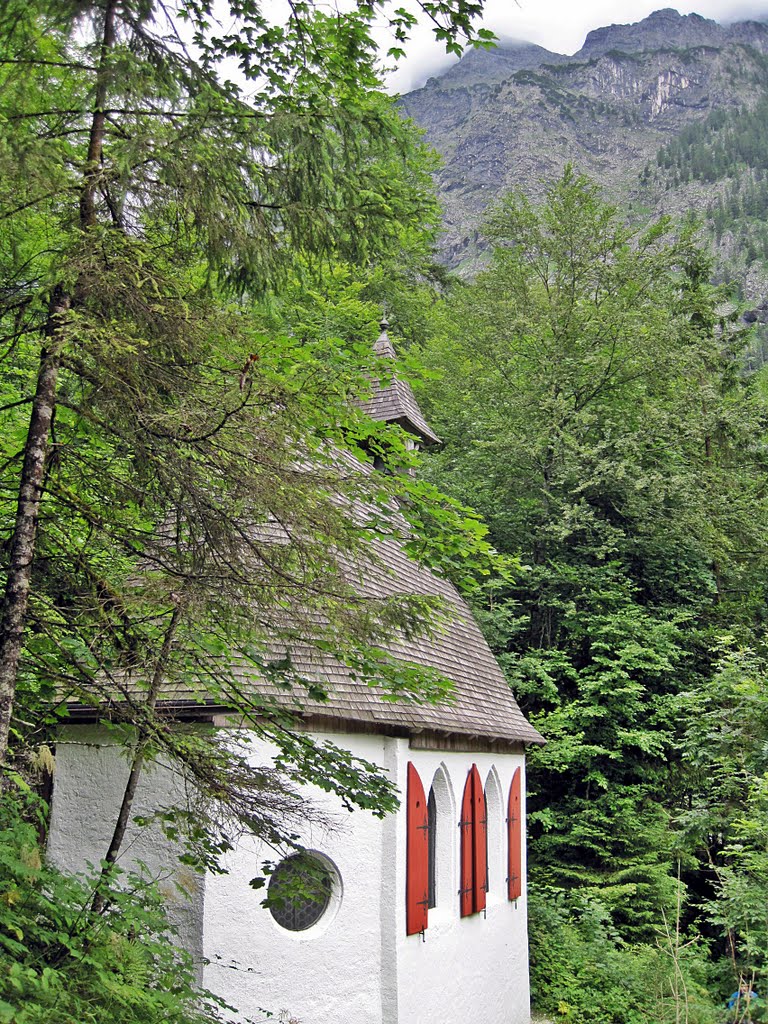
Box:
[401, 8, 768, 290]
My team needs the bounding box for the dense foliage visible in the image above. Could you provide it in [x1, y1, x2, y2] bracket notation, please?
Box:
[0, 0, 499, 804]
[417, 169, 768, 1020]
[0, 790, 235, 1024]
[4, 2, 768, 1018]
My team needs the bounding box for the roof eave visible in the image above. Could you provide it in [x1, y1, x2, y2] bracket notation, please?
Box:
[57, 698, 544, 747]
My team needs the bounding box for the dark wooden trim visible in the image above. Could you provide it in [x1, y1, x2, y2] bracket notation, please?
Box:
[409, 732, 526, 754]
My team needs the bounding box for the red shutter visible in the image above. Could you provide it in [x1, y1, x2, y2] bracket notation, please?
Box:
[460, 764, 487, 917]
[459, 770, 474, 917]
[508, 767, 522, 901]
[471, 765, 487, 913]
[406, 762, 429, 935]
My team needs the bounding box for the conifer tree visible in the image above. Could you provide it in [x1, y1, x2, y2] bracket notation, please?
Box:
[0, 1, 498, 841]
[419, 169, 768, 939]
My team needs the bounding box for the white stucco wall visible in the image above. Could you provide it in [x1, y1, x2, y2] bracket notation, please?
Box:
[393, 748, 530, 1024]
[201, 731, 530, 1024]
[202, 730, 397, 1024]
[47, 725, 206, 967]
[47, 725, 531, 1024]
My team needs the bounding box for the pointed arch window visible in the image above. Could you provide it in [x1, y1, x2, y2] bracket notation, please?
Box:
[427, 786, 437, 909]
[484, 767, 505, 899]
[483, 789, 489, 893]
[459, 764, 487, 917]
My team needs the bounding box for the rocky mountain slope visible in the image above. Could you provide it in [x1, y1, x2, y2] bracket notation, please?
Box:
[401, 8, 768, 300]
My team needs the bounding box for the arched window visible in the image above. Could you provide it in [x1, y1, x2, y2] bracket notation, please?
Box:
[483, 790, 489, 892]
[427, 786, 437, 909]
[484, 767, 503, 898]
[427, 763, 454, 912]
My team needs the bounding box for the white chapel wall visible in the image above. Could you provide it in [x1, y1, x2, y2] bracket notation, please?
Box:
[202, 728, 395, 1024]
[393, 747, 531, 1024]
[47, 724, 532, 1024]
[206, 731, 532, 1024]
[47, 725, 206, 966]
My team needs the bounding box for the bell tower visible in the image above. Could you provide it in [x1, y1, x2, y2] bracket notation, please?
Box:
[358, 317, 440, 447]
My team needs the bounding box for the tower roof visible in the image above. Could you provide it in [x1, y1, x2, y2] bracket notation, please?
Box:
[358, 319, 440, 446]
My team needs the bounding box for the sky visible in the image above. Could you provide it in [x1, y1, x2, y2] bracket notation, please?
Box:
[384, 0, 768, 92]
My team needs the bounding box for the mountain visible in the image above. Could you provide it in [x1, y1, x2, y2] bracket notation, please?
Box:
[400, 8, 768, 306]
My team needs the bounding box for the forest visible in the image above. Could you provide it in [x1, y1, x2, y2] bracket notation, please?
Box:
[417, 171, 768, 1023]
[1, 2, 767, 1024]
[648, 90, 768, 287]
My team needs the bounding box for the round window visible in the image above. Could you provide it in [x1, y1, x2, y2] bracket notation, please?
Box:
[267, 853, 334, 932]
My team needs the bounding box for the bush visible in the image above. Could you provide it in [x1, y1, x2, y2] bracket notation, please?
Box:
[0, 788, 230, 1024]
[528, 888, 719, 1024]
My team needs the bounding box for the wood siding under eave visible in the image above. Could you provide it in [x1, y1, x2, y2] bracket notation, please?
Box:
[409, 731, 527, 755]
[61, 706, 533, 753]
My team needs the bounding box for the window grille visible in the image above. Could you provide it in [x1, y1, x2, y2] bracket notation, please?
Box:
[268, 853, 332, 932]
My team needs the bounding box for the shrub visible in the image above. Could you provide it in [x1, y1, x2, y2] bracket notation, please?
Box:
[0, 788, 231, 1024]
[528, 887, 719, 1024]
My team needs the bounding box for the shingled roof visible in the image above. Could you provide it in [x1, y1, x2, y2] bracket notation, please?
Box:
[357, 320, 441, 446]
[267, 535, 544, 746]
[70, 324, 543, 748]
[112, 533, 543, 748]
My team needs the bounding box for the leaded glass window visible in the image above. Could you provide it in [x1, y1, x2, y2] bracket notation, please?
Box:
[268, 853, 333, 932]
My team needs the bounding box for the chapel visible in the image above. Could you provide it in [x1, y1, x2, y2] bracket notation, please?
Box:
[46, 320, 544, 1024]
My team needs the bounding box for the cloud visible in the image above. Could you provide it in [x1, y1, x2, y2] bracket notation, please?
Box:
[386, 0, 768, 94]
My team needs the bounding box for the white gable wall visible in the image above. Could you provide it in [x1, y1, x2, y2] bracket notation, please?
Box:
[46, 725, 532, 1024]
[203, 729, 531, 1024]
[202, 729, 395, 1024]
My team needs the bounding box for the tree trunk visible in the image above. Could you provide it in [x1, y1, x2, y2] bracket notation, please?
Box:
[0, 0, 118, 765]
[80, 0, 118, 229]
[91, 600, 183, 914]
[0, 291, 70, 762]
